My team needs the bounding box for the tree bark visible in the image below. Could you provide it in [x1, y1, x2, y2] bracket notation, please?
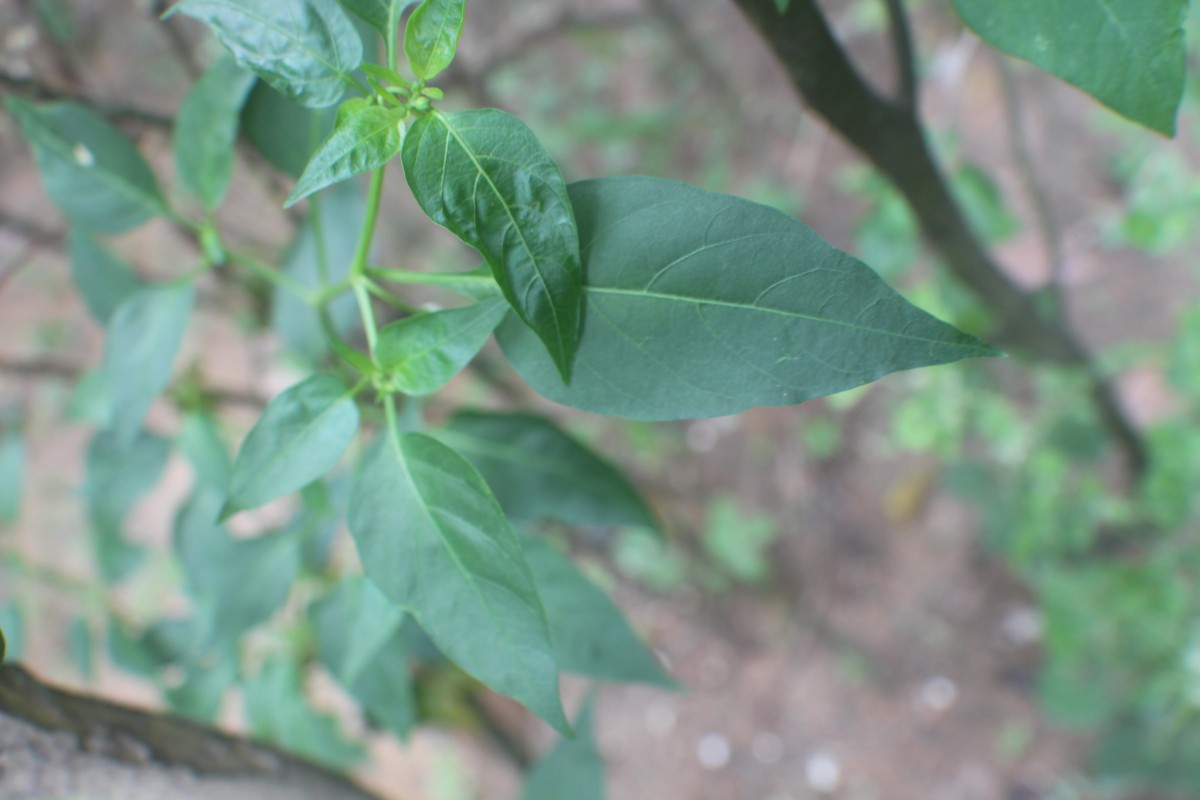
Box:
[0, 664, 384, 800]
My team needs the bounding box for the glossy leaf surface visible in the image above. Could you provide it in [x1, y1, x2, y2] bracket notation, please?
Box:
[375, 298, 507, 395]
[171, 0, 363, 108]
[348, 431, 568, 732]
[439, 410, 658, 530]
[104, 282, 194, 445]
[223, 375, 359, 519]
[521, 693, 604, 800]
[174, 55, 256, 209]
[404, 0, 464, 80]
[68, 231, 143, 325]
[402, 109, 582, 381]
[5, 97, 165, 233]
[524, 536, 674, 687]
[498, 177, 998, 419]
[954, 0, 1188, 135]
[286, 99, 406, 206]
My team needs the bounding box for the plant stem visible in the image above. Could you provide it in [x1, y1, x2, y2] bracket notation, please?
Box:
[366, 266, 496, 289]
[349, 169, 388, 356]
[226, 247, 314, 301]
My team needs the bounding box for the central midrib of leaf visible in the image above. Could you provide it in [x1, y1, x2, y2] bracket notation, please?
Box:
[432, 112, 569, 357]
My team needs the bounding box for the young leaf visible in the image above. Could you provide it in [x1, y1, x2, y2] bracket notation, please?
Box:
[241, 81, 338, 178]
[338, 0, 417, 40]
[286, 99, 406, 206]
[348, 431, 569, 733]
[5, 97, 166, 233]
[169, 0, 363, 109]
[523, 536, 675, 687]
[401, 108, 582, 382]
[953, 0, 1188, 135]
[103, 282, 194, 445]
[174, 55, 256, 210]
[404, 0, 465, 80]
[521, 693, 604, 800]
[222, 375, 360, 520]
[375, 298, 508, 395]
[0, 431, 25, 524]
[497, 177, 999, 419]
[68, 231, 144, 325]
[437, 411, 659, 531]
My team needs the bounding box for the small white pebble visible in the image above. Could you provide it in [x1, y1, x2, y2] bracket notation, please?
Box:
[920, 675, 958, 713]
[805, 750, 841, 793]
[751, 731, 784, 765]
[1001, 606, 1042, 644]
[73, 143, 95, 166]
[644, 702, 677, 739]
[696, 732, 731, 770]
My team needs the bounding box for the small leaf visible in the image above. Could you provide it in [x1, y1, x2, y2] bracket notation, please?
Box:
[176, 413, 233, 493]
[498, 177, 999, 419]
[68, 618, 94, 679]
[222, 375, 360, 520]
[5, 97, 165, 233]
[170, 0, 363, 109]
[167, 655, 238, 722]
[404, 0, 465, 80]
[241, 81, 338, 178]
[84, 430, 168, 583]
[438, 410, 659, 531]
[348, 430, 569, 733]
[402, 108, 583, 382]
[338, 0, 417, 39]
[286, 99, 406, 206]
[0, 430, 25, 524]
[953, 0, 1188, 135]
[524, 536, 674, 687]
[68, 231, 143, 325]
[103, 282, 194, 445]
[375, 298, 507, 395]
[521, 693, 604, 800]
[174, 54, 256, 210]
[0, 604, 22, 662]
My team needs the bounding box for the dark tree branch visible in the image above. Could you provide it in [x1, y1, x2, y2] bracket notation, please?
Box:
[882, 0, 918, 112]
[729, 0, 1146, 478]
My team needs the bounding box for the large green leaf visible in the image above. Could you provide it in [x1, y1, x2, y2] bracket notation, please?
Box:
[338, 0, 417, 40]
[103, 282, 194, 445]
[348, 431, 569, 733]
[375, 298, 507, 395]
[222, 375, 359, 520]
[438, 410, 658, 531]
[241, 81, 337, 178]
[174, 55, 256, 210]
[953, 0, 1188, 135]
[523, 536, 674, 687]
[404, 0, 465, 80]
[68, 231, 143, 325]
[498, 177, 998, 419]
[272, 181, 364, 361]
[402, 109, 582, 382]
[5, 97, 165, 233]
[521, 693, 604, 800]
[170, 0, 363, 109]
[0, 431, 25, 524]
[310, 577, 415, 737]
[286, 99, 406, 206]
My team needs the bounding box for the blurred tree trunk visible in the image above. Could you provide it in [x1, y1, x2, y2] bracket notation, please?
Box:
[0, 664, 384, 800]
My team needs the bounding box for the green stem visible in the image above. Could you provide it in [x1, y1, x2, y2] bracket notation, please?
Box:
[366, 266, 497, 289]
[349, 168, 388, 356]
[227, 247, 314, 301]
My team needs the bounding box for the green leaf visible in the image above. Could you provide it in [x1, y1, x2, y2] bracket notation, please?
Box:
[244, 657, 364, 768]
[953, 0, 1188, 135]
[68, 231, 143, 325]
[521, 693, 604, 800]
[175, 487, 303, 649]
[103, 282, 194, 445]
[0, 430, 25, 524]
[523, 536, 674, 687]
[310, 577, 415, 737]
[273, 181, 364, 361]
[348, 430, 569, 733]
[84, 430, 168, 582]
[5, 97, 165, 233]
[497, 177, 998, 419]
[241, 81, 338, 178]
[0, 604, 22, 662]
[68, 618, 94, 679]
[286, 99, 406, 206]
[402, 109, 583, 382]
[177, 413, 233, 493]
[170, 0, 363, 109]
[404, 0, 465, 80]
[702, 494, 776, 584]
[167, 654, 238, 722]
[338, 0, 417, 39]
[953, 164, 1018, 243]
[174, 54, 256, 210]
[375, 298, 507, 395]
[438, 411, 658, 531]
[222, 375, 359, 520]
[774, 0, 791, 12]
